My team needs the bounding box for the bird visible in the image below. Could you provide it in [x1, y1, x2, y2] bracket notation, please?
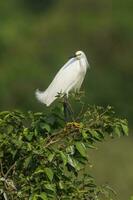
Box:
[35, 50, 89, 107]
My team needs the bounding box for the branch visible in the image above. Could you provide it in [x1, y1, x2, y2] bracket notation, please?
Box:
[5, 162, 16, 179]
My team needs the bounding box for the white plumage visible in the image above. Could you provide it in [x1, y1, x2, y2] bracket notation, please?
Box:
[35, 50, 89, 106]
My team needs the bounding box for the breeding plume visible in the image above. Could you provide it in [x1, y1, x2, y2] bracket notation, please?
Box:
[35, 51, 89, 106]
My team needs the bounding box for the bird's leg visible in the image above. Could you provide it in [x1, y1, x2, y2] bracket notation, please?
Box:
[63, 95, 69, 122]
[63, 95, 75, 122]
[66, 99, 75, 121]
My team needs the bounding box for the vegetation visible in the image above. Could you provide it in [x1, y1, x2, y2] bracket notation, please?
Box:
[0, 100, 128, 199]
[0, 0, 132, 124]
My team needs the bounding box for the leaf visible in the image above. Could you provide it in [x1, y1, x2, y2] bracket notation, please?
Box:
[41, 123, 51, 132]
[114, 126, 121, 137]
[31, 193, 48, 200]
[26, 133, 33, 141]
[44, 183, 55, 192]
[60, 151, 67, 165]
[81, 130, 88, 139]
[23, 155, 32, 169]
[45, 168, 54, 181]
[39, 193, 48, 200]
[23, 128, 34, 141]
[130, 196, 133, 200]
[48, 153, 55, 162]
[89, 129, 100, 140]
[67, 155, 81, 170]
[121, 124, 128, 136]
[0, 111, 10, 116]
[11, 149, 17, 159]
[59, 181, 64, 189]
[34, 112, 43, 116]
[86, 144, 97, 149]
[66, 145, 75, 155]
[27, 143, 32, 151]
[31, 195, 37, 200]
[34, 129, 38, 136]
[34, 167, 45, 175]
[75, 142, 87, 157]
[7, 125, 14, 134]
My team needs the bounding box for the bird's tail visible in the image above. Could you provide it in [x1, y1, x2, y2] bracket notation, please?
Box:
[35, 89, 50, 106]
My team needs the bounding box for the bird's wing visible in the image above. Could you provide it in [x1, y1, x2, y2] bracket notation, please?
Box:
[60, 58, 76, 70]
[36, 58, 84, 106]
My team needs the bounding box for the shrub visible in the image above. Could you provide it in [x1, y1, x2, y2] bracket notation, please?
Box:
[0, 104, 128, 199]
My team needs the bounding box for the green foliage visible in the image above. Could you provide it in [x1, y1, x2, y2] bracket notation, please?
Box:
[0, 105, 128, 199]
[0, 0, 132, 125]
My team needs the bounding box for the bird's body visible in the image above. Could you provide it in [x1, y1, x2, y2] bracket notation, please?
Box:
[35, 51, 89, 106]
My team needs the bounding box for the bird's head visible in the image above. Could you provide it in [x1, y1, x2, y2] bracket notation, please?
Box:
[75, 50, 85, 59]
[69, 50, 85, 60]
[69, 50, 90, 68]
[75, 50, 90, 68]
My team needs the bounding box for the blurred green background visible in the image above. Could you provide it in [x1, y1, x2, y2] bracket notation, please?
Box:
[0, 0, 132, 199]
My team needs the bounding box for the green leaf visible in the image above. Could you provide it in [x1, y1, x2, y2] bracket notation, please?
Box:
[66, 145, 75, 155]
[31, 193, 48, 200]
[34, 112, 43, 116]
[48, 153, 55, 162]
[34, 167, 45, 174]
[81, 130, 88, 139]
[75, 142, 87, 157]
[32, 196, 37, 200]
[45, 168, 54, 181]
[60, 151, 67, 165]
[41, 123, 51, 132]
[89, 129, 100, 140]
[59, 181, 64, 189]
[26, 132, 33, 141]
[67, 155, 81, 170]
[7, 125, 14, 134]
[114, 126, 121, 137]
[86, 144, 97, 149]
[39, 193, 48, 200]
[121, 124, 128, 136]
[34, 128, 38, 136]
[44, 183, 55, 192]
[23, 128, 34, 141]
[0, 111, 10, 116]
[23, 155, 32, 169]
[27, 143, 32, 151]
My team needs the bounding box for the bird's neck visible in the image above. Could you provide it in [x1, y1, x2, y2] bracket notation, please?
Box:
[79, 57, 88, 71]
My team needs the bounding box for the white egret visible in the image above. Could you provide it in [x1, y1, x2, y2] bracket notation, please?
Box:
[35, 50, 89, 107]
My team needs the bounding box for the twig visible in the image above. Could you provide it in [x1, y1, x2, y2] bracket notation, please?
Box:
[76, 102, 85, 121]
[5, 163, 16, 179]
[0, 162, 17, 192]
[0, 162, 4, 177]
[45, 138, 61, 148]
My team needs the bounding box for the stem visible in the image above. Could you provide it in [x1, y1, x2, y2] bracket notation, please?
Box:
[5, 163, 16, 179]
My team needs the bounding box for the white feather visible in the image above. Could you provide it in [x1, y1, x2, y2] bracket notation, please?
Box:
[35, 51, 89, 106]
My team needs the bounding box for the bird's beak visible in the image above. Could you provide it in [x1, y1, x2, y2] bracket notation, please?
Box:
[69, 54, 76, 59]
